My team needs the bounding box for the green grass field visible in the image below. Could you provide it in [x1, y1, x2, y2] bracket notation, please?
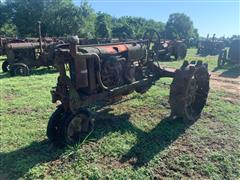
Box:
[0, 49, 240, 179]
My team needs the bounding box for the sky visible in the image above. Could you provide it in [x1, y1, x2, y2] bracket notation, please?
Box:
[73, 0, 240, 37]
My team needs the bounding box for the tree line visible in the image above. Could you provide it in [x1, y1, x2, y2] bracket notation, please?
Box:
[0, 0, 199, 41]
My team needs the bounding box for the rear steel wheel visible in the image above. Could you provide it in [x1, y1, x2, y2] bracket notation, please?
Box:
[169, 61, 210, 122]
[10, 63, 30, 76]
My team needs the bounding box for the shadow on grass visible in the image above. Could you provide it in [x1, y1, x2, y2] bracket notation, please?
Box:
[0, 108, 192, 179]
[93, 108, 192, 168]
[0, 140, 65, 179]
[120, 116, 192, 168]
[0, 72, 11, 79]
[30, 67, 58, 76]
[219, 66, 240, 78]
[212, 65, 240, 78]
[0, 67, 58, 79]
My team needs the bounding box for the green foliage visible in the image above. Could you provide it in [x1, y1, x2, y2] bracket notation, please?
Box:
[41, 0, 82, 36]
[1, 0, 96, 38]
[78, 0, 96, 38]
[116, 16, 165, 39]
[0, 23, 17, 37]
[0, 2, 7, 28]
[165, 13, 197, 40]
[6, 0, 45, 37]
[95, 12, 112, 38]
[0, 1, 16, 36]
[112, 24, 134, 39]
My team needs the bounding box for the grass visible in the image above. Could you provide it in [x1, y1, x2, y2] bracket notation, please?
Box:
[0, 49, 239, 179]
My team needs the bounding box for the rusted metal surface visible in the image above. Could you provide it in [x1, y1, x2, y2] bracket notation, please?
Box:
[47, 35, 210, 146]
[6, 42, 40, 49]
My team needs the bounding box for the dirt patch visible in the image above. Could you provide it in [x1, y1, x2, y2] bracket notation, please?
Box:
[1, 93, 16, 101]
[210, 72, 240, 95]
[7, 107, 39, 115]
[97, 156, 131, 170]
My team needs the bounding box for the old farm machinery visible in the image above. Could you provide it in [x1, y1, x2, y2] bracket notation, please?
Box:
[1, 21, 63, 75]
[47, 35, 210, 146]
[197, 34, 225, 56]
[143, 29, 187, 61]
[218, 38, 240, 67]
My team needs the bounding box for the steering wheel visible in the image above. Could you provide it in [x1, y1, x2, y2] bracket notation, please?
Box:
[142, 29, 161, 52]
[142, 29, 161, 64]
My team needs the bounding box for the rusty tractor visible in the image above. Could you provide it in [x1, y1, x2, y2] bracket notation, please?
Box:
[143, 29, 187, 61]
[218, 38, 240, 67]
[1, 36, 68, 75]
[47, 35, 210, 146]
[197, 34, 225, 56]
[1, 21, 61, 75]
[2, 41, 68, 75]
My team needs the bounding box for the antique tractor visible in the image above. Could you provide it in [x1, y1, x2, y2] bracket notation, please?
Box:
[143, 29, 187, 61]
[218, 38, 240, 67]
[1, 41, 65, 75]
[197, 34, 225, 56]
[1, 21, 69, 75]
[47, 36, 210, 146]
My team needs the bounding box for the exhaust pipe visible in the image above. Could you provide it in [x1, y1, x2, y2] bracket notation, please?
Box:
[38, 21, 43, 54]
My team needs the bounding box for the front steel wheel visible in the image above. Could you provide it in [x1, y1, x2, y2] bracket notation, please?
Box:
[61, 109, 94, 145]
[47, 105, 65, 142]
[2, 60, 9, 72]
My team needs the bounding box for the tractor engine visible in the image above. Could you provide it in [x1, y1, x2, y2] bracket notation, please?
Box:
[65, 42, 147, 95]
[100, 53, 134, 88]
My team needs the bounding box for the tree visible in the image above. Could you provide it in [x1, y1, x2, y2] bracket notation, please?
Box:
[165, 13, 197, 40]
[6, 0, 45, 37]
[95, 12, 112, 38]
[116, 16, 164, 39]
[0, 2, 7, 29]
[42, 0, 82, 37]
[0, 1, 17, 36]
[78, 0, 96, 38]
[0, 23, 17, 37]
[112, 24, 134, 39]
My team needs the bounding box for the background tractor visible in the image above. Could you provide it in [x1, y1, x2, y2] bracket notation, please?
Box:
[218, 38, 240, 67]
[197, 34, 225, 56]
[143, 29, 187, 61]
[1, 41, 65, 76]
